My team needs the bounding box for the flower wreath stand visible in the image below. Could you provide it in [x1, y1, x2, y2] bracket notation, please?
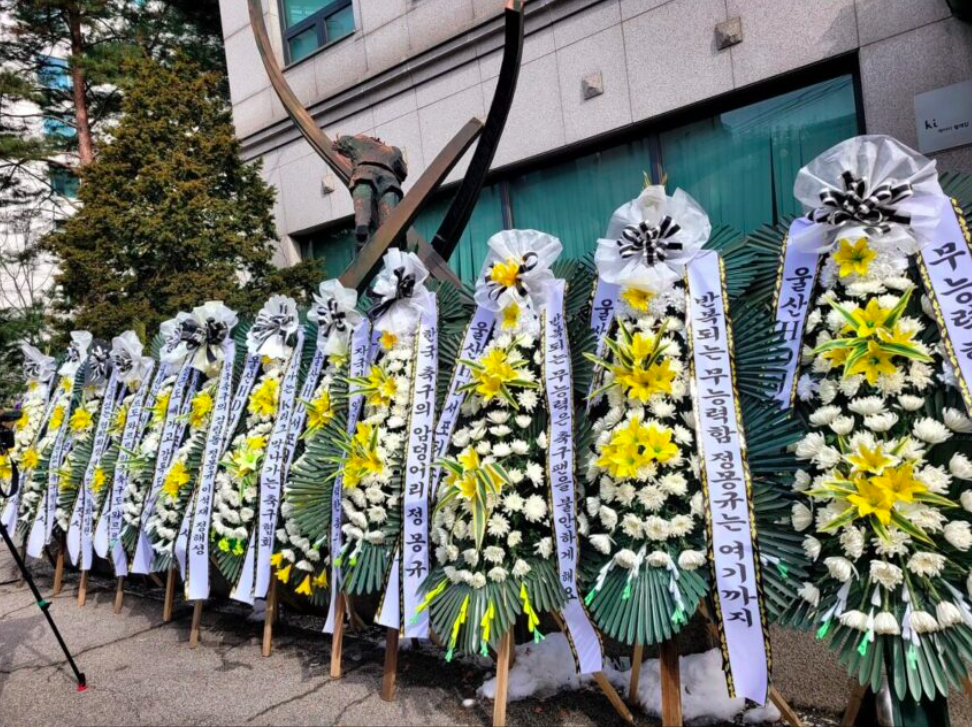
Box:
[574, 186, 807, 726]
[760, 136, 972, 727]
[415, 230, 633, 726]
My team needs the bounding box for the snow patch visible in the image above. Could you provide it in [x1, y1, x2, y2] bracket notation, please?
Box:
[478, 637, 780, 725]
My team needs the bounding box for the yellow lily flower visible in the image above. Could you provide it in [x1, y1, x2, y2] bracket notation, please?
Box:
[621, 287, 653, 312]
[21, 448, 39, 471]
[49, 405, 65, 432]
[190, 390, 214, 429]
[295, 575, 313, 596]
[69, 408, 93, 434]
[847, 340, 899, 384]
[846, 442, 896, 475]
[833, 237, 877, 278]
[501, 301, 520, 331]
[248, 377, 280, 418]
[162, 460, 191, 500]
[489, 257, 521, 289]
[847, 475, 893, 525]
[380, 331, 398, 350]
[871, 464, 926, 505]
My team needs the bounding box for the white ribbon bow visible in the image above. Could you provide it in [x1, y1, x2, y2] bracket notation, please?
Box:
[308, 279, 364, 358]
[21, 343, 56, 384]
[84, 339, 113, 386]
[164, 301, 239, 374]
[59, 330, 92, 377]
[473, 229, 562, 313]
[369, 249, 434, 335]
[246, 295, 299, 359]
[792, 134, 947, 254]
[110, 331, 152, 386]
[595, 186, 710, 294]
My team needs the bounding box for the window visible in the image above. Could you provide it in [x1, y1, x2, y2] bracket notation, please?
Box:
[300, 74, 860, 283]
[49, 165, 80, 199]
[43, 116, 75, 139]
[281, 0, 355, 64]
[38, 56, 71, 91]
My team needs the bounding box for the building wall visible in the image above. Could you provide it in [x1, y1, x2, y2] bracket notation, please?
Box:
[219, 0, 972, 263]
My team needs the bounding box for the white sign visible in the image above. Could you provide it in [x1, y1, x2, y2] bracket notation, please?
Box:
[915, 80, 972, 154]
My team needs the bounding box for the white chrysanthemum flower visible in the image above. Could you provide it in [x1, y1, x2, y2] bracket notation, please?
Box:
[678, 550, 706, 570]
[950, 453, 972, 481]
[525, 462, 544, 485]
[864, 412, 898, 433]
[621, 513, 643, 539]
[910, 610, 939, 634]
[839, 610, 868, 631]
[797, 375, 819, 402]
[690, 491, 703, 517]
[874, 612, 900, 635]
[599, 506, 618, 531]
[848, 396, 885, 416]
[908, 551, 946, 577]
[798, 582, 820, 607]
[809, 406, 841, 426]
[830, 416, 855, 436]
[512, 559, 532, 578]
[589, 534, 613, 555]
[511, 440, 530, 455]
[839, 527, 865, 560]
[614, 549, 637, 569]
[803, 536, 821, 562]
[795, 432, 826, 460]
[791, 503, 812, 532]
[873, 530, 911, 558]
[897, 394, 925, 411]
[870, 560, 904, 590]
[487, 513, 510, 536]
[913, 418, 952, 445]
[943, 407, 972, 433]
[644, 516, 670, 541]
[945, 521, 972, 551]
[507, 530, 522, 547]
[488, 567, 508, 583]
[825, 556, 854, 583]
[937, 601, 964, 628]
[647, 551, 672, 568]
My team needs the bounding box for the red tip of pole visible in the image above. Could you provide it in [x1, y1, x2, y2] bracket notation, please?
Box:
[77, 685, 88, 693]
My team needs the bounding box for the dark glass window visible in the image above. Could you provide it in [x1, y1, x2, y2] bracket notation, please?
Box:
[49, 165, 80, 198]
[282, 0, 355, 63]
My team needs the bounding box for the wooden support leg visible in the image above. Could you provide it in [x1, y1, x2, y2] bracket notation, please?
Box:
[262, 576, 277, 657]
[380, 628, 399, 702]
[148, 573, 164, 588]
[77, 571, 88, 607]
[659, 638, 683, 727]
[17, 540, 27, 588]
[162, 568, 177, 623]
[329, 594, 347, 679]
[841, 683, 868, 727]
[593, 672, 635, 724]
[347, 595, 366, 631]
[52, 548, 65, 596]
[492, 630, 513, 727]
[189, 601, 203, 649]
[963, 673, 972, 703]
[629, 642, 644, 706]
[769, 685, 804, 727]
[113, 577, 125, 614]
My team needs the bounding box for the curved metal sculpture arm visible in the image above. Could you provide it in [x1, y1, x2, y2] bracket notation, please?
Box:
[247, 0, 352, 184]
[431, 0, 525, 260]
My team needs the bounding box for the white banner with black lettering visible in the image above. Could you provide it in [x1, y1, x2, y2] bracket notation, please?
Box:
[377, 299, 438, 637]
[68, 371, 122, 569]
[176, 340, 235, 599]
[771, 218, 822, 408]
[918, 200, 972, 415]
[544, 280, 603, 676]
[587, 278, 619, 405]
[232, 332, 307, 604]
[324, 321, 373, 634]
[97, 361, 160, 576]
[131, 361, 198, 574]
[431, 307, 495, 492]
[1, 380, 58, 531]
[688, 250, 769, 705]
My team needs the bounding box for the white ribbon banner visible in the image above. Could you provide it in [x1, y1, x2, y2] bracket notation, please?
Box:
[431, 307, 495, 493]
[1, 380, 58, 531]
[68, 370, 122, 569]
[177, 340, 236, 598]
[587, 278, 620, 406]
[771, 218, 821, 408]
[131, 361, 198, 575]
[688, 250, 769, 704]
[97, 361, 160, 577]
[27, 428, 72, 559]
[324, 321, 373, 634]
[544, 279, 603, 676]
[376, 302, 438, 636]
[232, 333, 307, 604]
[918, 200, 972, 415]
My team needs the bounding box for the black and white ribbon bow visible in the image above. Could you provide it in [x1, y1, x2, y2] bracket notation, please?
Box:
[249, 308, 297, 353]
[316, 297, 349, 336]
[617, 217, 683, 267]
[86, 339, 113, 385]
[484, 252, 539, 302]
[23, 358, 44, 381]
[182, 317, 230, 365]
[369, 266, 417, 321]
[810, 170, 914, 234]
[110, 348, 136, 379]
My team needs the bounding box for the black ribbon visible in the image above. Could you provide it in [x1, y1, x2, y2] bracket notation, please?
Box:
[810, 170, 914, 234]
[316, 297, 348, 337]
[23, 356, 50, 382]
[617, 217, 683, 266]
[181, 318, 229, 365]
[85, 339, 112, 385]
[111, 348, 136, 378]
[484, 252, 539, 302]
[368, 267, 417, 321]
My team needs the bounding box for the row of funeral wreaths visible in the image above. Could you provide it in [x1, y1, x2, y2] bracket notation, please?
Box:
[3, 134, 972, 707]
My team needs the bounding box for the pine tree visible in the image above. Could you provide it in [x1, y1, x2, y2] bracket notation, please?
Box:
[45, 55, 323, 339]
